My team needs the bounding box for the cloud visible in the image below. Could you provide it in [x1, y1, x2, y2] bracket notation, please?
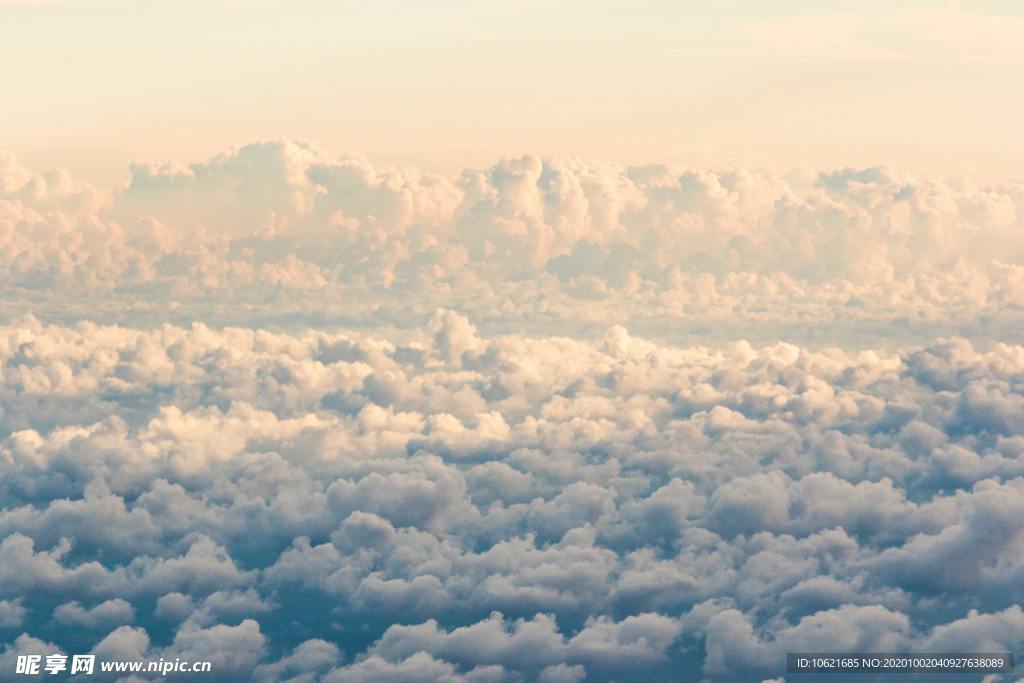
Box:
[162, 619, 266, 674]
[0, 315, 1020, 678]
[0, 600, 26, 629]
[252, 639, 342, 683]
[1, 142, 1022, 678]
[1, 143, 1021, 345]
[53, 599, 134, 631]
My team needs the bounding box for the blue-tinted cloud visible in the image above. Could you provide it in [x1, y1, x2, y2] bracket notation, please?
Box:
[0, 312, 1021, 679]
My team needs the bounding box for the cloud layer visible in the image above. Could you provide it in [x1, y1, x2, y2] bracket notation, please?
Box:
[0, 313, 1022, 680]
[1, 143, 1022, 679]
[2, 142, 1022, 345]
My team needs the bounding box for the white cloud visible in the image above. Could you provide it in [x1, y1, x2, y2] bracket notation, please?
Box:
[0, 317, 1020, 677]
[1, 143, 1021, 345]
[1, 142, 1022, 677]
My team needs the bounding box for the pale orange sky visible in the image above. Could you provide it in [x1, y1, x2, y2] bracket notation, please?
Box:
[2, 0, 1022, 184]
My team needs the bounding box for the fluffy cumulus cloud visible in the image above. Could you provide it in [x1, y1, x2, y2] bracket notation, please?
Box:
[1, 144, 1023, 680]
[0, 311, 1021, 680]
[0, 142, 1022, 344]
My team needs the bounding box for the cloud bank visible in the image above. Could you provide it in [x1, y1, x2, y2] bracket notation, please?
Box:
[1, 142, 1021, 345]
[1, 143, 1022, 680]
[0, 312, 1022, 680]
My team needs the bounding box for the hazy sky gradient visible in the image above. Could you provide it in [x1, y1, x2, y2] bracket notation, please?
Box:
[3, 4, 1024, 680]
[3, 0, 1023, 183]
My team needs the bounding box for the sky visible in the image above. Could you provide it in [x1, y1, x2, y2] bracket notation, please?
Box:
[1, 2, 1024, 682]
[2, 0, 1024, 184]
